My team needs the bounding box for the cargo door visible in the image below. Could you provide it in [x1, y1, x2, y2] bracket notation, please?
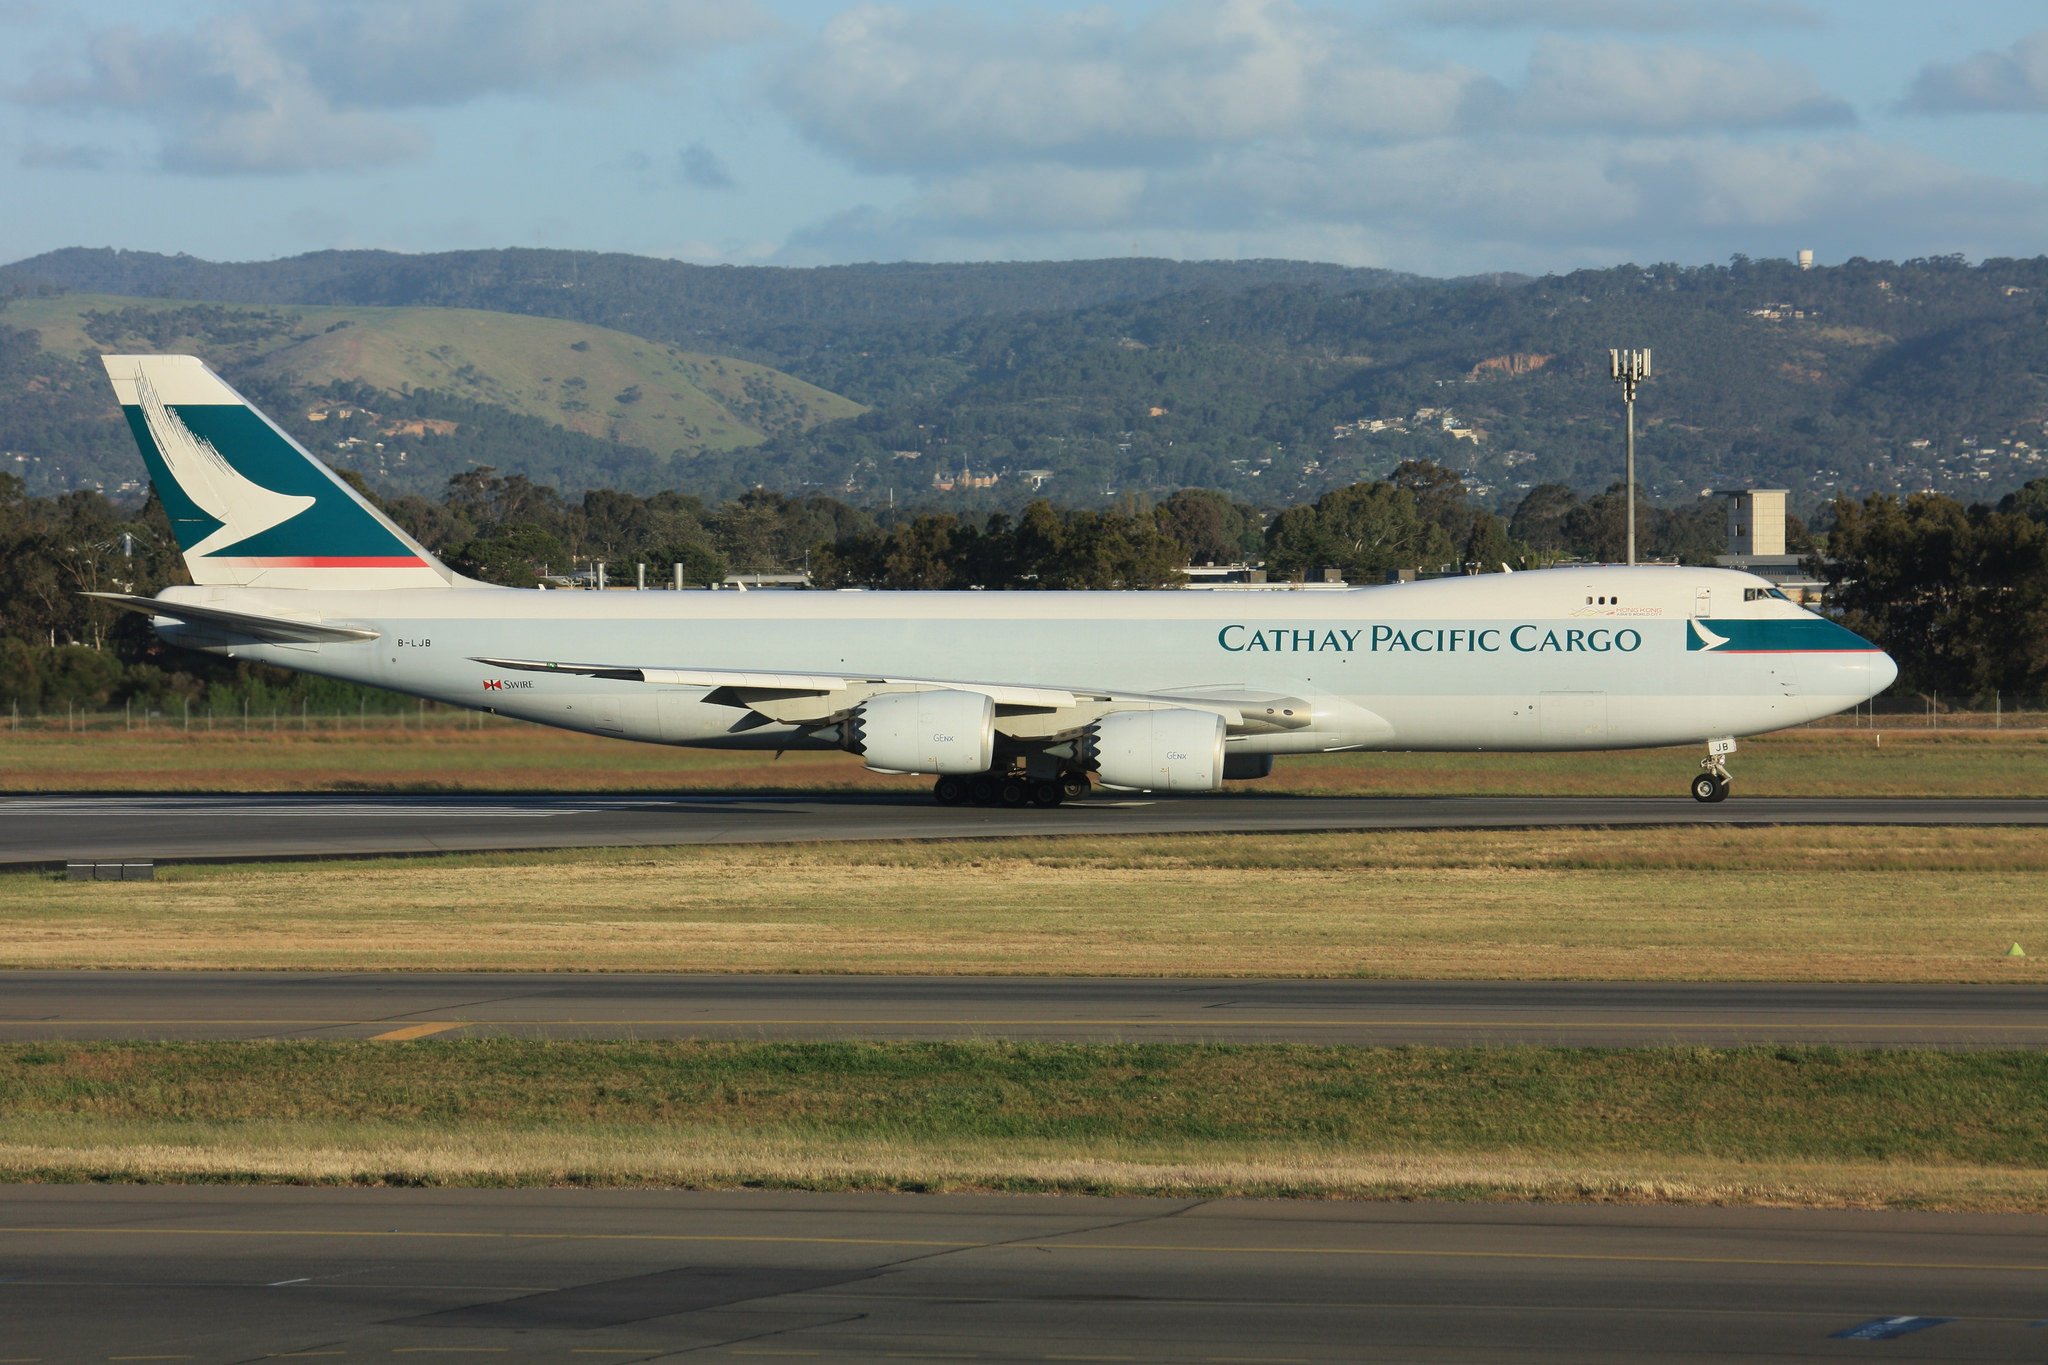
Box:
[1539, 691, 1609, 745]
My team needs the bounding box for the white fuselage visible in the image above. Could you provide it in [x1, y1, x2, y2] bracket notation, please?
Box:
[152, 564, 1894, 758]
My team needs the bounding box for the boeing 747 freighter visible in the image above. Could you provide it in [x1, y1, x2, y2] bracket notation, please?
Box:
[90, 355, 1897, 806]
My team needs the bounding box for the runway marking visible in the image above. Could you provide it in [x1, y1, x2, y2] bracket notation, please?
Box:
[1832, 1315, 1952, 1340]
[4, 1226, 2045, 1274]
[368, 1022, 467, 1041]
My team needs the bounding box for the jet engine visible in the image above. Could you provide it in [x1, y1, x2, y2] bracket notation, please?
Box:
[1083, 708, 1226, 792]
[844, 689, 994, 775]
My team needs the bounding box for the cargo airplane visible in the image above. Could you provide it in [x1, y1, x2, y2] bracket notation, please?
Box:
[90, 355, 1897, 806]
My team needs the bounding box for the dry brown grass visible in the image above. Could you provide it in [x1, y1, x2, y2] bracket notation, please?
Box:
[4, 827, 2042, 980]
[3, 1119, 2043, 1211]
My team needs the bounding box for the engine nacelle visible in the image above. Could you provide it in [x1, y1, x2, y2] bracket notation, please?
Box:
[845, 689, 994, 775]
[1084, 708, 1226, 792]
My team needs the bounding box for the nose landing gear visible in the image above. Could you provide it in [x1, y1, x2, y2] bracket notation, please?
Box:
[1691, 736, 1735, 803]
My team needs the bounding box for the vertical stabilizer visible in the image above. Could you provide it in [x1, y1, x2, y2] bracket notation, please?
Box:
[102, 354, 460, 589]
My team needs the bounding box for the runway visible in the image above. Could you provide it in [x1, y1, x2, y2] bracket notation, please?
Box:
[4, 791, 2045, 865]
[6, 971, 2046, 1047]
[4, 1185, 2045, 1361]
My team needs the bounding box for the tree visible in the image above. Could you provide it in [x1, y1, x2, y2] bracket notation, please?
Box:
[882, 515, 964, 589]
[1266, 481, 1454, 582]
[1389, 459, 1474, 549]
[1156, 487, 1257, 563]
[1820, 489, 2048, 700]
[1462, 511, 1516, 572]
[1508, 483, 1580, 560]
[1564, 483, 1658, 563]
[445, 523, 567, 586]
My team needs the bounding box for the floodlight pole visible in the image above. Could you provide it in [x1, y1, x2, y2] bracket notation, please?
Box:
[1609, 348, 1650, 566]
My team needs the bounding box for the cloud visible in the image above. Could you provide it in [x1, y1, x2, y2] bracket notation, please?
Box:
[1903, 28, 2048, 114]
[769, 0, 1489, 174]
[677, 141, 736, 189]
[17, 140, 111, 170]
[784, 130, 2048, 277]
[1515, 39, 1854, 133]
[14, 19, 427, 173]
[8, 0, 764, 174]
[263, 0, 765, 110]
[770, 2, 1849, 180]
[766, 0, 1988, 273]
[1390, 0, 1822, 32]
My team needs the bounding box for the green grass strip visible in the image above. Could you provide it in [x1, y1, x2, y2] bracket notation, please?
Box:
[6, 1040, 2046, 1166]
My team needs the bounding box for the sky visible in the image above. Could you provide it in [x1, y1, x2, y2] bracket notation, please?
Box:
[1, 0, 2045, 277]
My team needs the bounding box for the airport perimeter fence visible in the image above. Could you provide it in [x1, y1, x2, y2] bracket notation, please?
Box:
[5, 697, 513, 735]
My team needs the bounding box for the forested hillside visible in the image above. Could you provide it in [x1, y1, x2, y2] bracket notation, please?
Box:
[4, 248, 2044, 512]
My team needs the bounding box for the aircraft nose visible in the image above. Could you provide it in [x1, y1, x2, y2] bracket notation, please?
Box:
[1867, 648, 1899, 698]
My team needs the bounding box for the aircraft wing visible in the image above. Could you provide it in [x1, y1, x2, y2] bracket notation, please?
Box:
[469, 655, 1311, 737]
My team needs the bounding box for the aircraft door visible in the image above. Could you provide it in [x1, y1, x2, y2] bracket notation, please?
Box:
[1693, 588, 1711, 618]
[1539, 691, 1609, 746]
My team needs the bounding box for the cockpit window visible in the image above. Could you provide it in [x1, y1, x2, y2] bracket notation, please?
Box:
[1743, 586, 1793, 602]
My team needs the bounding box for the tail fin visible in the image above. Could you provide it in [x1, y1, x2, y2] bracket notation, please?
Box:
[103, 354, 458, 589]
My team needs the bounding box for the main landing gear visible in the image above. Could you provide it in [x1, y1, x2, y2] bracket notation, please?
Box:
[1691, 736, 1736, 803]
[933, 769, 1089, 808]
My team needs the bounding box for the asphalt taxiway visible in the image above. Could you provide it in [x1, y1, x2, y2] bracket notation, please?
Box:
[4, 791, 2045, 865]
[5, 971, 2045, 1048]
[5, 1185, 2046, 1361]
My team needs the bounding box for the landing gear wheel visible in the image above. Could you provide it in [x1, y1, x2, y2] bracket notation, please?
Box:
[1060, 773, 1092, 801]
[933, 775, 967, 806]
[999, 776, 1030, 807]
[1030, 780, 1064, 808]
[969, 775, 999, 806]
[1693, 737, 1735, 805]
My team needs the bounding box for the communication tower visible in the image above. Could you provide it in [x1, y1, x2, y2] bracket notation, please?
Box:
[1608, 348, 1651, 566]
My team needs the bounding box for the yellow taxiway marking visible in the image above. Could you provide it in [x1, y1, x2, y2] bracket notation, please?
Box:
[367, 1022, 467, 1042]
[3, 1225, 2044, 1275]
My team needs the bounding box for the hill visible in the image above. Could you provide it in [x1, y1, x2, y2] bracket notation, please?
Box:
[0, 248, 1437, 355]
[0, 294, 862, 497]
[5, 248, 2047, 512]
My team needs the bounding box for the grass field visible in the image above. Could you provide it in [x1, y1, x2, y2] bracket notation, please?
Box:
[5, 827, 2042, 980]
[3, 1039, 2044, 1210]
[5, 716, 2045, 797]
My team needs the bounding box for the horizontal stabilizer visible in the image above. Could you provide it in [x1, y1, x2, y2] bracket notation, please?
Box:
[86, 592, 380, 644]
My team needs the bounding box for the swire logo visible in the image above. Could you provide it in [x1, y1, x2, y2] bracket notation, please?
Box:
[481, 679, 533, 691]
